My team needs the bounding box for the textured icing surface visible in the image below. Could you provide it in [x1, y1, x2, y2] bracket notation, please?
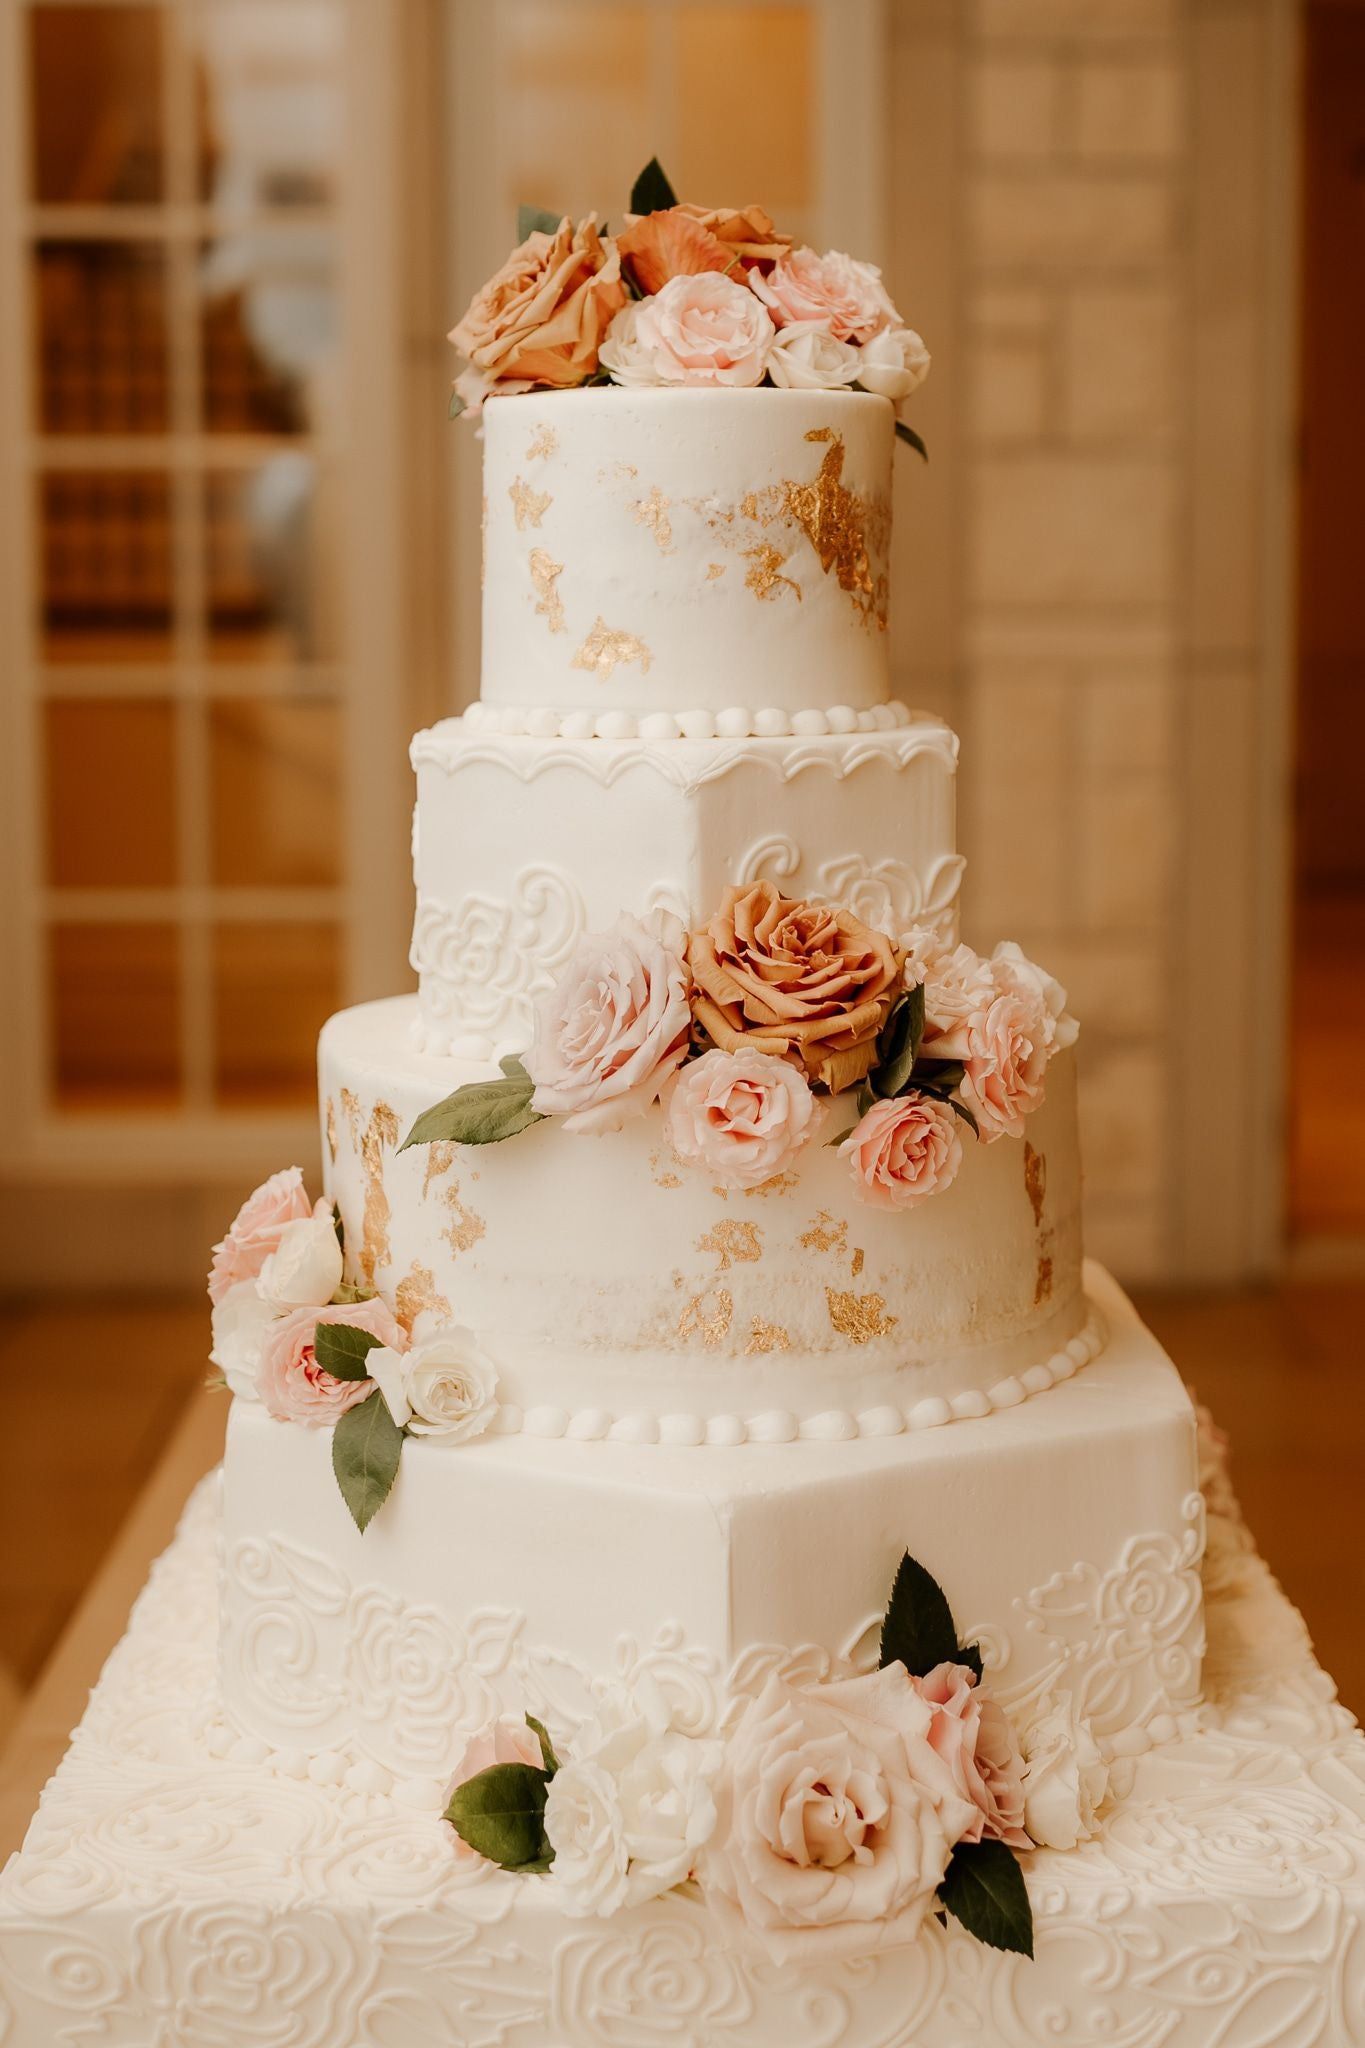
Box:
[2, 1414, 1362, 2046]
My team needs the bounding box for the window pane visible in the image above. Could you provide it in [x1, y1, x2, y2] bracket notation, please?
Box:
[34, 243, 169, 435]
[213, 921, 340, 1106]
[195, 2, 344, 210]
[675, 8, 813, 221]
[41, 471, 174, 664]
[200, 230, 340, 435]
[500, 4, 653, 221]
[205, 461, 339, 663]
[209, 698, 340, 886]
[28, 6, 164, 206]
[51, 923, 181, 1110]
[45, 699, 177, 888]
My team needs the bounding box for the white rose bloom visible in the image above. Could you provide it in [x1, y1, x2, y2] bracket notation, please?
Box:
[990, 939, 1080, 1052]
[1019, 1694, 1109, 1850]
[255, 1211, 343, 1311]
[545, 1758, 631, 1918]
[367, 1342, 413, 1430]
[856, 326, 931, 402]
[766, 322, 863, 392]
[599, 300, 666, 389]
[385, 1317, 500, 1442]
[209, 1280, 277, 1400]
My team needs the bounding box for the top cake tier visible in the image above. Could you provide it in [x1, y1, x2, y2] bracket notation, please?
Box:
[480, 387, 894, 718]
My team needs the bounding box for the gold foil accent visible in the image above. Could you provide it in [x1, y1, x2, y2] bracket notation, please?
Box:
[799, 1211, 848, 1256]
[421, 1141, 457, 1196]
[677, 1287, 734, 1350]
[395, 1262, 452, 1333]
[744, 1318, 791, 1355]
[697, 1220, 763, 1272]
[743, 541, 801, 604]
[1035, 1254, 1054, 1307]
[650, 1150, 683, 1190]
[339, 1097, 400, 1285]
[826, 1287, 898, 1345]
[705, 562, 726, 581]
[526, 423, 557, 461]
[744, 1170, 799, 1199]
[529, 547, 566, 634]
[599, 461, 638, 482]
[632, 486, 674, 554]
[508, 476, 552, 530]
[1024, 1143, 1047, 1227]
[782, 429, 888, 626]
[851, 1246, 865, 1278]
[441, 1181, 486, 1256]
[571, 616, 653, 679]
[325, 1097, 338, 1166]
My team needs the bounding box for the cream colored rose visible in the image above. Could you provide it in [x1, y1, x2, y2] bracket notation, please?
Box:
[1019, 1694, 1109, 1850]
[527, 912, 691, 1134]
[255, 1210, 343, 1311]
[990, 940, 1079, 1052]
[545, 1758, 631, 1918]
[839, 1092, 963, 1212]
[599, 300, 666, 389]
[666, 1047, 816, 1190]
[370, 1316, 499, 1443]
[857, 326, 931, 402]
[209, 1280, 276, 1400]
[628, 272, 775, 389]
[448, 214, 626, 402]
[767, 323, 863, 392]
[753, 247, 899, 343]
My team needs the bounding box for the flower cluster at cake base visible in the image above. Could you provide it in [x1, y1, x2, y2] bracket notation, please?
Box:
[443, 1551, 1110, 1965]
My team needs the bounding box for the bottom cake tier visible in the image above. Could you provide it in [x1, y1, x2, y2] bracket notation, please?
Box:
[1, 1414, 1363, 2048]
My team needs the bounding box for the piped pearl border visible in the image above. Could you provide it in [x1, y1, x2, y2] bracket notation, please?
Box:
[485, 1307, 1105, 1450]
[462, 699, 918, 742]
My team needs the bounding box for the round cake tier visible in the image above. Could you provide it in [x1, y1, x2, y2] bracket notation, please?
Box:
[320, 997, 1091, 1440]
[480, 387, 894, 716]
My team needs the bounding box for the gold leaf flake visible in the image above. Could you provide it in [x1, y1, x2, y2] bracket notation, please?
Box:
[743, 1169, 799, 1198]
[799, 1211, 848, 1255]
[826, 1287, 898, 1345]
[1024, 1143, 1047, 1228]
[508, 476, 552, 530]
[442, 1180, 486, 1255]
[744, 1318, 791, 1355]
[677, 1287, 734, 1350]
[650, 1150, 683, 1190]
[599, 461, 638, 483]
[781, 429, 888, 627]
[631, 485, 674, 554]
[851, 1246, 865, 1278]
[1034, 1254, 1054, 1306]
[526, 423, 557, 461]
[743, 541, 802, 604]
[705, 562, 726, 581]
[571, 616, 653, 679]
[325, 1097, 338, 1165]
[421, 1141, 457, 1197]
[395, 1262, 452, 1333]
[696, 1220, 763, 1272]
[349, 1101, 399, 1285]
[529, 548, 566, 634]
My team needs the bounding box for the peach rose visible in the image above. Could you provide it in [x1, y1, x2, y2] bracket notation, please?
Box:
[753, 247, 899, 343]
[610, 272, 775, 389]
[688, 882, 904, 1093]
[448, 214, 626, 405]
[839, 1093, 963, 1212]
[914, 1663, 1030, 1851]
[527, 912, 692, 1135]
[445, 1716, 546, 1859]
[667, 1048, 815, 1190]
[673, 201, 792, 269]
[616, 207, 741, 295]
[208, 1166, 316, 1304]
[705, 1665, 977, 1963]
[256, 1295, 405, 1428]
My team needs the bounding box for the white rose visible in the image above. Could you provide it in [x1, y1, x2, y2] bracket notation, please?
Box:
[599, 300, 665, 389]
[209, 1280, 277, 1400]
[990, 940, 1079, 1052]
[1018, 1695, 1109, 1850]
[766, 322, 863, 391]
[255, 1212, 343, 1311]
[545, 1759, 630, 1918]
[857, 326, 931, 402]
[370, 1315, 499, 1442]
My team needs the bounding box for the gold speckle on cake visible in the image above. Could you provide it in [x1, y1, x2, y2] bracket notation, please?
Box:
[395, 1262, 452, 1333]
[696, 1220, 763, 1272]
[677, 1287, 734, 1350]
[598, 460, 638, 483]
[508, 476, 552, 530]
[743, 540, 802, 604]
[705, 562, 726, 581]
[744, 1318, 791, 1355]
[826, 1287, 898, 1344]
[799, 1211, 848, 1255]
[744, 1169, 799, 1199]
[1034, 1254, 1054, 1306]
[528, 547, 566, 634]
[631, 486, 674, 554]
[851, 1246, 865, 1278]
[325, 1097, 338, 1165]
[1024, 1143, 1047, 1227]
[442, 1181, 486, 1255]
[781, 429, 888, 627]
[526, 422, 557, 461]
[350, 1102, 400, 1284]
[650, 1150, 683, 1190]
[420, 1141, 456, 1196]
[571, 616, 653, 679]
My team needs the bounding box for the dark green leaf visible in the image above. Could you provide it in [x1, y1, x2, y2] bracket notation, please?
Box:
[880, 1551, 963, 1678]
[871, 984, 925, 1099]
[332, 1200, 345, 1252]
[855, 1081, 877, 1118]
[939, 1838, 1033, 1957]
[959, 1641, 984, 1682]
[314, 1320, 383, 1382]
[332, 1389, 405, 1534]
[517, 204, 564, 242]
[444, 1763, 552, 1870]
[399, 1076, 546, 1151]
[525, 1714, 560, 1778]
[448, 389, 466, 421]
[629, 156, 678, 215]
[825, 1126, 857, 1149]
[913, 1057, 964, 1096]
[948, 1097, 981, 1139]
[894, 419, 929, 461]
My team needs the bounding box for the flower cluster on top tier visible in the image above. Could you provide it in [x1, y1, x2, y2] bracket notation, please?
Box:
[448, 157, 929, 434]
[403, 884, 1075, 1213]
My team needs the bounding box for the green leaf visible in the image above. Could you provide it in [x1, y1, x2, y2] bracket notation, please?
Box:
[525, 1714, 560, 1778]
[629, 156, 678, 215]
[448, 389, 466, 421]
[948, 1096, 981, 1140]
[894, 419, 929, 461]
[332, 1200, 345, 1252]
[879, 1551, 964, 1678]
[314, 1320, 384, 1382]
[332, 1388, 405, 1534]
[825, 1126, 857, 1149]
[444, 1763, 552, 1870]
[938, 1838, 1034, 1958]
[399, 1075, 546, 1151]
[204, 1368, 229, 1393]
[500, 1053, 532, 1083]
[959, 1640, 985, 1682]
[871, 984, 925, 1099]
[913, 1057, 965, 1096]
[517, 204, 564, 242]
[330, 1279, 376, 1307]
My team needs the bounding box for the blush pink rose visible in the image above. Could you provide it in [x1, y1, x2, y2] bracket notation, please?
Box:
[613, 272, 775, 388]
[705, 1665, 978, 1963]
[256, 1295, 405, 1428]
[753, 247, 899, 343]
[528, 913, 691, 1135]
[667, 1047, 815, 1190]
[445, 1716, 546, 1860]
[208, 1166, 317, 1304]
[951, 986, 1051, 1142]
[839, 1092, 963, 1212]
[914, 1662, 1030, 1851]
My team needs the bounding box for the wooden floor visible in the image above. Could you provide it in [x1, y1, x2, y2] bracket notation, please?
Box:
[0, 1282, 1362, 1761]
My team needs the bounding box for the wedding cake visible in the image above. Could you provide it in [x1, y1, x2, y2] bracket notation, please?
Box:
[3, 167, 1364, 2048]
